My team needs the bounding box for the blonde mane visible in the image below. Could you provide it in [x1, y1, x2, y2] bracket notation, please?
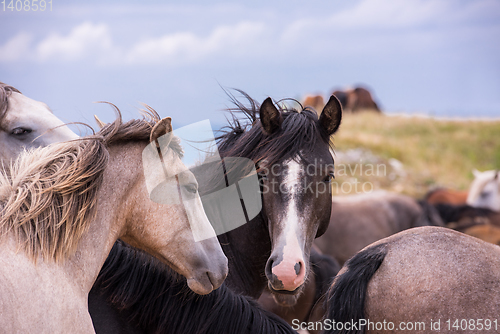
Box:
[0, 105, 175, 262]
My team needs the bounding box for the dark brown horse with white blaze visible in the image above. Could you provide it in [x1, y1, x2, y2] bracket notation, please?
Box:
[214, 93, 342, 306]
[323, 226, 500, 334]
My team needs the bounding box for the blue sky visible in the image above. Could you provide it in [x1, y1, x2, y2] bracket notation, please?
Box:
[1, 0, 499, 131]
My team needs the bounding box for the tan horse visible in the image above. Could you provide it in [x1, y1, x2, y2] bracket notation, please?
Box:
[0, 82, 78, 162]
[0, 111, 227, 333]
[324, 226, 500, 334]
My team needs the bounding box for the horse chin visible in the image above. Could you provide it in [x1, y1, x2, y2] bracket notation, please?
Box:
[271, 290, 301, 307]
[186, 275, 215, 295]
[268, 284, 303, 307]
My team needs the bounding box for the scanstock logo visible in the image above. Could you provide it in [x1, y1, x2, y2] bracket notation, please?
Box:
[142, 120, 261, 241]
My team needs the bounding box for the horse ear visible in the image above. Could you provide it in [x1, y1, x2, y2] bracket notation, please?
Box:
[319, 95, 342, 135]
[150, 117, 173, 147]
[94, 115, 106, 129]
[260, 97, 282, 135]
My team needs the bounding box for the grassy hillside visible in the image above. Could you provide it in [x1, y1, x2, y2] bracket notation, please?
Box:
[331, 112, 500, 197]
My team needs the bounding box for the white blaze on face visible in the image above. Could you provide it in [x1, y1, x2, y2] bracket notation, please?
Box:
[176, 169, 217, 242]
[270, 159, 306, 290]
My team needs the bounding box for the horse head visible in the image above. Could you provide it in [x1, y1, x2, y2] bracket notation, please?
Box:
[259, 95, 342, 306]
[0, 82, 78, 163]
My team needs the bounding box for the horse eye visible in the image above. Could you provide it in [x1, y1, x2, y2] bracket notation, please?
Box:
[258, 171, 268, 180]
[480, 191, 490, 198]
[184, 184, 198, 194]
[324, 172, 334, 183]
[11, 127, 32, 136]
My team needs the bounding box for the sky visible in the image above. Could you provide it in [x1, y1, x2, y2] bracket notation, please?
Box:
[1, 0, 499, 132]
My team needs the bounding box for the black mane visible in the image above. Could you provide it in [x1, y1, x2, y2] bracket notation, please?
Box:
[216, 90, 334, 168]
[91, 241, 296, 334]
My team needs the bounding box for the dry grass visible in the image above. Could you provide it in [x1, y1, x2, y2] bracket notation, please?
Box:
[331, 112, 500, 197]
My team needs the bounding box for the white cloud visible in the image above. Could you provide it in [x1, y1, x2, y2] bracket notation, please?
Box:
[36, 22, 113, 62]
[124, 21, 267, 65]
[0, 20, 268, 66]
[0, 33, 33, 62]
[0, 0, 498, 67]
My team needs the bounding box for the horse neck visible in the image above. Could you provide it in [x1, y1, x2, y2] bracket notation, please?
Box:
[219, 213, 272, 298]
[64, 144, 139, 294]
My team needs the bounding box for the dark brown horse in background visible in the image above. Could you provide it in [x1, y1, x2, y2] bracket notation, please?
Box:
[332, 86, 380, 113]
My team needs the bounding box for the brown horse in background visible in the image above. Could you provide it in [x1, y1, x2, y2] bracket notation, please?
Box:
[425, 187, 468, 205]
[332, 86, 380, 113]
[434, 203, 500, 245]
[315, 191, 443, 265]
[303, 95, 325, 112]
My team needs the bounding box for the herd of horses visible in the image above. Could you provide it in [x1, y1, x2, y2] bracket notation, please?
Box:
[1, 81, 499, 334]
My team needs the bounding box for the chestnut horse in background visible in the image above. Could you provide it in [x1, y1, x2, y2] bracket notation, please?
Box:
[425, 187, 468, 205]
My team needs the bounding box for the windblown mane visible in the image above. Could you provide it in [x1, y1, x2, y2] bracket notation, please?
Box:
[93, 241, 297, 334]
[0, 104, 178, 261]
[0, 139, 108, 262]
[0, 81, 22, 123]
[216, 91, 334, 168]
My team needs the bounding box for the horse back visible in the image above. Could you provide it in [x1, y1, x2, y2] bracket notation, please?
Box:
[325, 226, 500, 333]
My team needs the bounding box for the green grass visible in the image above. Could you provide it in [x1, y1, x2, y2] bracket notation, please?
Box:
[332, 112, 500, 197]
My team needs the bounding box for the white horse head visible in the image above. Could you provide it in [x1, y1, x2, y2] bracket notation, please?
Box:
[0, 82, 78, 163]
[467, 169, 500, 212]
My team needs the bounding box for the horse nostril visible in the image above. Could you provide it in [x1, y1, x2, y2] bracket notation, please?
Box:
[294, 261, 302, 275]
